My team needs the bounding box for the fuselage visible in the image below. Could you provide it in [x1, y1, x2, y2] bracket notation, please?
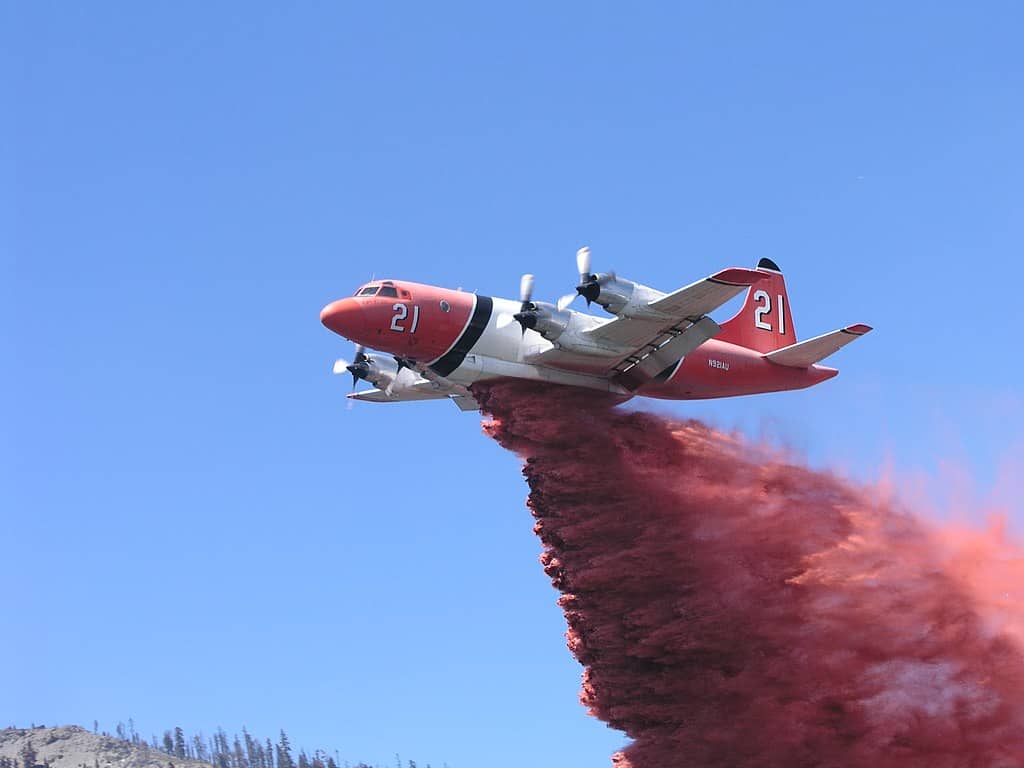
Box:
[320, 279, 837, 402]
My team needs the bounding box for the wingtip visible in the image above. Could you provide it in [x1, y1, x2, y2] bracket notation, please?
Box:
[711, 267, 768, 286]
[844, 323, 873, 335]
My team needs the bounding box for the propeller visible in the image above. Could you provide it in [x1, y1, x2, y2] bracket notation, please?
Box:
[577, 244, 592, 281]
[385, 365, 416, 396]
[497, 273, 537, 331]
[557, 246, 616, 309]
[388, 356, 417, 396]
[520, 273, 535, 306]
[511, 273, 538, 334]
[332, 344, 369, 390]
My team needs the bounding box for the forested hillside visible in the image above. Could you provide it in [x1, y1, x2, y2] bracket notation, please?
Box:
[0, 726, 441, 768]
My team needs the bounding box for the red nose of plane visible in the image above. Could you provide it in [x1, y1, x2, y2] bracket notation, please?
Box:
[320, 298, 365, 338]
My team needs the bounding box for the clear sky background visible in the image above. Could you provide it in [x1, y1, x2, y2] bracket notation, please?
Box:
[4, 3, 1023, 768]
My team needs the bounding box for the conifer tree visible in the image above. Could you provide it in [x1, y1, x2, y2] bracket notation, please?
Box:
[212, 728, 229, 768]
[231, 734, 246, 768]
[192, 734, 208, 763]
[242, 729, 259, 768]
[275, 732, 293, 768]
[19, 740, 37, 768]
[173, 728, 186, 759]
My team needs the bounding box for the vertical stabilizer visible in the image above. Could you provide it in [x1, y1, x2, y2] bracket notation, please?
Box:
[717, 258, 797, 353]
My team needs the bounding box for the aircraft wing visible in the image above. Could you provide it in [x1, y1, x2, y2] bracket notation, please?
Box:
[348, 386, 480, 411]
[347, 386, 448, 403]
[646, 268, 771, 325]
[573, 267, 766, 389]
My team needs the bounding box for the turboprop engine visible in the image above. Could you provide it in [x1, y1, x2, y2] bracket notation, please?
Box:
[557, 246, 669, 320]
[496, 273, 575, 343]
[333, 345, 420, 395]
[496, 272, 614, 356]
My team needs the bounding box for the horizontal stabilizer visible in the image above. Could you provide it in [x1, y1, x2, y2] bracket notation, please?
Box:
[764, 324, 872, 368]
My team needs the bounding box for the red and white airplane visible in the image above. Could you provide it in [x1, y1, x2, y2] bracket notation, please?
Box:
[319, 248, 871, 411]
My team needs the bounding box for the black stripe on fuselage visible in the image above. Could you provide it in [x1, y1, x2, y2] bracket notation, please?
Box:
[430, 295, 493, 377]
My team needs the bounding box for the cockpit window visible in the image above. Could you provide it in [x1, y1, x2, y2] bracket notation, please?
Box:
[378, 286, 399, 298]
[357, 286, 380, 296]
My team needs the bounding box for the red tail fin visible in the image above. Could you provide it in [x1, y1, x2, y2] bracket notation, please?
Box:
[717, 258, 797, 353]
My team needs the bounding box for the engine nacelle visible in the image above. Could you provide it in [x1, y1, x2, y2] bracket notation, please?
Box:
[354, 354, 397, 389]
[582, 274, 667, 319]
[515, 301, 570, 341]
[583, 274, 634, 315]
[515, 303, 620, 357]
[350, 354, 420, 394]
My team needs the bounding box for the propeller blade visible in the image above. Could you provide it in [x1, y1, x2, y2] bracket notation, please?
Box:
[513, 311, 537, 335]
[557, 293, 577, 311]
[345, 359, 372, 390]
[576, 246, 591, 280]
[520, 273, 535, 304]
[496, 312, 516, 329]
[332, 358, 350, 375]
[386, 364, 413, 396]
[353, 344, 366, 363]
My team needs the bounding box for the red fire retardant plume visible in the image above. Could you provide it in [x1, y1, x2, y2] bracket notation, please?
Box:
[474, 381, 1024, 768]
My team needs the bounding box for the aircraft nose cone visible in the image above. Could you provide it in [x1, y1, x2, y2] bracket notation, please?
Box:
[320, 298, 365, 337]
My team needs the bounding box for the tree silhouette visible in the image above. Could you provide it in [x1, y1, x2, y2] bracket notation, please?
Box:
[274, 732, 293, 768]
[173, 728, 186, 759]
[19, 740, 38, 768]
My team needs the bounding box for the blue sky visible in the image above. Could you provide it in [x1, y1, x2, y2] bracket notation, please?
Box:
[3, 3, 1022, 767]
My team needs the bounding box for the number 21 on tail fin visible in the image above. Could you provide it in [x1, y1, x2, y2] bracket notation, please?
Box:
[717, 258, 797, 353]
